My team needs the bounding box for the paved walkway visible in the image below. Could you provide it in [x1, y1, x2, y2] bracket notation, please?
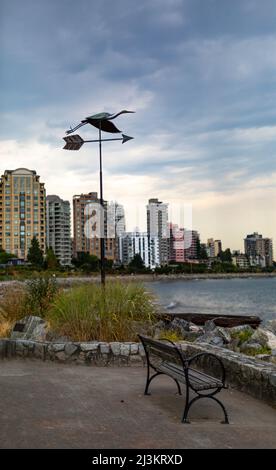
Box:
[0, 360, 275, 449]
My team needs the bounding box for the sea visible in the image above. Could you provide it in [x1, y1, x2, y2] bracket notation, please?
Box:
[145, 277, 276, 323]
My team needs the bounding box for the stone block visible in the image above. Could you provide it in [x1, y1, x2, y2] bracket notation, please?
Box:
[120, 344, 130, 356]
[130, 343, 139, 354]
[64, 343, 79, 356]
[100, 343, 110, 354]
[80, 342, 99, 352]
[110, 342, 121, 355]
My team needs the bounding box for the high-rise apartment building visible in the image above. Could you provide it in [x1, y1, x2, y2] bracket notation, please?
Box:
[244, 232, 273, 267]
[147, 198, 169, 265]
[46, 195, 72, 266]
[168, 223, 185, 263]
[207, 238, 222, 258]
[118, 231, 160, 269]
[184, 230, 199, 260]
[0, 168, 46, 259]
[72, 192, 115, 260]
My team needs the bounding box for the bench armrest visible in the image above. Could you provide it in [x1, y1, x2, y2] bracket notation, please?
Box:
[187, 352, 226, 387]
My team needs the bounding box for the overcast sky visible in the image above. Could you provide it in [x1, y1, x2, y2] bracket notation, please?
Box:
[1, 0, 276, 250]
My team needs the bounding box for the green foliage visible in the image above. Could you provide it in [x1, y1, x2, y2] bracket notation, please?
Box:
[46, 281, 157, 342]
[27, 237, 44, 268]
[245, 345, 272, 356]
[72, 252, 99, 272]
[45, 248, 59, 269]
[24, 276, 59, 317]
[128, 254, 147, 273]
[0, 248, 16, 264]
[157, 330, 183, 342]
[219, 248, 232, 263]
[230, 329, 254, 344]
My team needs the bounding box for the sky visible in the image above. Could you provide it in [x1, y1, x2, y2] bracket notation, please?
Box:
[1, 0, 276, 251]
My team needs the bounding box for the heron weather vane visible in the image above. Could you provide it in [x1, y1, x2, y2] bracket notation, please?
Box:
[62, 109, 134, 286]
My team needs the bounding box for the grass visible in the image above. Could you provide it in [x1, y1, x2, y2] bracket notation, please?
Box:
[230, 329, 254, 344]
[46, 281, 157, 342]
[156, 330, 183, 343]
[245, 345, 272, 356]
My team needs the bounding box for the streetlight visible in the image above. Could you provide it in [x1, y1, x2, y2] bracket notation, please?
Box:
[63, 110, 134, 286]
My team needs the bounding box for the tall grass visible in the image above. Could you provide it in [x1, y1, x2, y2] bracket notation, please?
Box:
[46, 281, 157, 342]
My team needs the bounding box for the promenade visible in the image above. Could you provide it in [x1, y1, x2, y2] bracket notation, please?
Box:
[0, 360, 275, 449]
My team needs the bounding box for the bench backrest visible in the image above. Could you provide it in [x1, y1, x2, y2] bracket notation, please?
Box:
[138, 335, 185, 370]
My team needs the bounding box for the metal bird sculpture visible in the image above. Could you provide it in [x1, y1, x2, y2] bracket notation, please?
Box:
[66, 110, 135, 135]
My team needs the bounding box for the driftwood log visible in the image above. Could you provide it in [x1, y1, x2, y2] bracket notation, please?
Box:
[157, 312, 261, 329]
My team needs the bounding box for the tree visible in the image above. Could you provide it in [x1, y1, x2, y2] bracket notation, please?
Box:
[27, 237, 44, 267]
[219, 248, 232, 263]
[72, 252, 99, 272]
[128, 254, 146, 272]
[0, 248, 16, 264]
[45, 247, 59, 269]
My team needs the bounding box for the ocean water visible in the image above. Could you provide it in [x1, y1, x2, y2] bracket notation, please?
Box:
[146, 277, 276, 322]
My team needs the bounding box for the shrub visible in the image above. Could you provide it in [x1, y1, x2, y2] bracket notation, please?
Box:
[230, 329, 253, 344]
[24, 276, 59, 317]
[157, 330, 183, 343]
[46, 281, 157, 342]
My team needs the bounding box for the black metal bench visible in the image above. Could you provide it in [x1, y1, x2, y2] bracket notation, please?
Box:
[138, 335, 229, 424]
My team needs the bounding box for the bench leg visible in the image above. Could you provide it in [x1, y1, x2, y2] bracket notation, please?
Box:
[182, 393, 229, 424]
[144, 372, 182, 396]
[144, 372, 162, 395]
[209, 396, 229, 424]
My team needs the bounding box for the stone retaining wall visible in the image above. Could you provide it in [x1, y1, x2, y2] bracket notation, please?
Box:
[1, 338, 275, 407]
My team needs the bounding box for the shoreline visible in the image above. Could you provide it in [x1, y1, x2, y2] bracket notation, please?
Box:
[0, 271, 276, 288]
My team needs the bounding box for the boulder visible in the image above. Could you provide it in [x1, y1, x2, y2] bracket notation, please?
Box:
[265, 320, 276, 335]
[240, 341, 263, 355]
[10, 316, 48, 341]
[204, 320, 217, 333]
[229, 324, 254, 336]
[248, 328, 269, 347]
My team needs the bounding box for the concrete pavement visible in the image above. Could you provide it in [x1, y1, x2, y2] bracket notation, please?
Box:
[0, 360, 275, 449]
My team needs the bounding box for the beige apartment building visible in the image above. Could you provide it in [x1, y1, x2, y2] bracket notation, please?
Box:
[0, 169, 46, 259]
[72, 192, 115, 260]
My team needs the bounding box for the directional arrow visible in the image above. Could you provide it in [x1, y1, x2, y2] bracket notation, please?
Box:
[63, 134, 84, 150]
[63, 134, 134, 150]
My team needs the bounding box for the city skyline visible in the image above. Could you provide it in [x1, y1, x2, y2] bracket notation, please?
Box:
[1, 0, 276, 252]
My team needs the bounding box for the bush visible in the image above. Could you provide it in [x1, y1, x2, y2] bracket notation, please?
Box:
[156, 330, 183, 342]
[24, 276, 59, 317]
[46, 281, 157, 342]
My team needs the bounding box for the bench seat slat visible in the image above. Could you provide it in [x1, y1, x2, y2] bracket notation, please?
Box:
[159, 361, 223, 391]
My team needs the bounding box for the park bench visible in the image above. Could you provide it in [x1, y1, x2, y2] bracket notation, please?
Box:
[138, 335, 229, 424]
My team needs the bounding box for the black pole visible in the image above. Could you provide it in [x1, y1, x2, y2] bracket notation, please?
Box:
[99, 122, 105, 286]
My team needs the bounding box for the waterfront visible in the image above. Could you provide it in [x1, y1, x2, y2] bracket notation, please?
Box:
[146, 277, 276, 322]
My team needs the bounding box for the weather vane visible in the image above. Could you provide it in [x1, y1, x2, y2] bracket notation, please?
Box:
[66, 110, 135, 135]
[62, 109, 135, 286]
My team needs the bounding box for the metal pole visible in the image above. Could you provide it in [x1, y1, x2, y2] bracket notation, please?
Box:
[99, 122, 105, 286]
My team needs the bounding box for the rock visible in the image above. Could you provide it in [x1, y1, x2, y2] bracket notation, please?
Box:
[255, 354, 271, 362]
[216, 327, 231, 344]
[265, 330, 276, 350]
[169, 318, 190, 335]
[100, 343, 110, 354]
[80, 342, 99, 352]
[130, 343, 139, 354]
[189, 323, 204, 334]
[240, 342, 263, 355]
[229, 325, 254, 336]
[52, 343, 65, 353]
[265, 320, 276, 335]
[64, 343, 78, 356]
[195, 333, 224, 347]
[10, 316, 47, 341]
[204, 320, 217, 333]
[120, 344, 130, 356]
[110, 342, 121, 356]
[248, 328, 269, 347]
